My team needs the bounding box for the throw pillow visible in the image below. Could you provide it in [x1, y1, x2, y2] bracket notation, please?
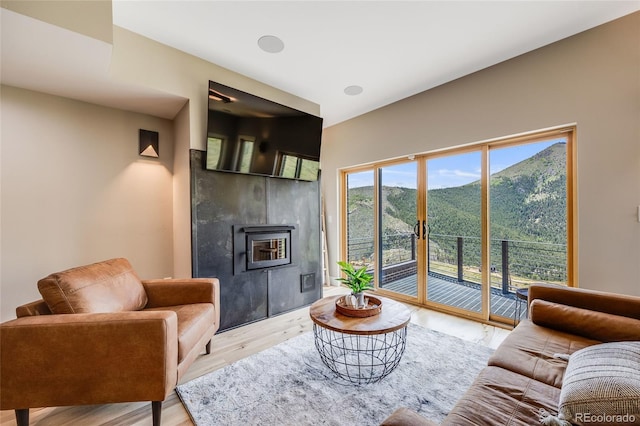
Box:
[558, 341, 640, 424]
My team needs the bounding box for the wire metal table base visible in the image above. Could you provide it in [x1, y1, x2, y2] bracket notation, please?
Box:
[312, 324, 408, 384]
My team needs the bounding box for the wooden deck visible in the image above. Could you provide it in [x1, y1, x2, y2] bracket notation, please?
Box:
[381, 274, 526, 320]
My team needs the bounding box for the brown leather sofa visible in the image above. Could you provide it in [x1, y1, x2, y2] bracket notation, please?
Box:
[382, 284, 640, 426]
[0, 258, 220, 426]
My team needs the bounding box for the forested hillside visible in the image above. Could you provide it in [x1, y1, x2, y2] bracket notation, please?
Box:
[348, 143, 566, 240]
[346, 143, 567, 281]
[430, 142, 567, 244]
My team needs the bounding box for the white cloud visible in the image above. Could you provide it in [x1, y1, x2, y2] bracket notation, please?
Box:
[436, 168, 481, 179]
[428, 168, 480, 189]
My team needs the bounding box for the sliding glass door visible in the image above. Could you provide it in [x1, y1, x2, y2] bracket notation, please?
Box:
[341, 128, 575, 325]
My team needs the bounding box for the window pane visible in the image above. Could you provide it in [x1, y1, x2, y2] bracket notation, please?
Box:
[427, 151, 482, 312]
[280, 155, 298, 178]
[238, 140, 254, 173]
[299, 158, 320, 181]
[379, 162, 418, 297]
[346, 171, 375, 273]
[206, 137, 222, 169]
[489, 139, 568, 319]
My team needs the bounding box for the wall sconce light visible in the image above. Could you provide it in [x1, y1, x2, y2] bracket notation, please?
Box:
[139, 129, 159, 158]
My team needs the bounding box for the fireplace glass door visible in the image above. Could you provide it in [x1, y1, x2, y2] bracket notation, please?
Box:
[247, 232, 291, 270]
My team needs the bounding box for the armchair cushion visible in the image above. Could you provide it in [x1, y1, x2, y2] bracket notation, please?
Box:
[146, 303, 215, 364]
[38, 258, 148, 314]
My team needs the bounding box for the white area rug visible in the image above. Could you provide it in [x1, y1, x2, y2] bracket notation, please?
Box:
[176, 324, 493, 426]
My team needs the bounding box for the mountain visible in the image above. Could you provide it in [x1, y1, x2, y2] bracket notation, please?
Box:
[347, 143, 566, 241]
[429, 142, 567, 244]
[490, 142, 567, 243]
[346, 143, 567, 277]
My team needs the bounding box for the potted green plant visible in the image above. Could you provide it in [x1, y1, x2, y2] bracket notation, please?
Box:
[336, 261, 374, 307]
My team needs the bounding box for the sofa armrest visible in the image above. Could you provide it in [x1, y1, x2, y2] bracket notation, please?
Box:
[142, 278, 220, 327]
[530, 299, 640, 342]
[0, 311, 178, 410]
[142, 278, 219, 306]
[16, 299, 51, 317]
[528, 284, 640, 321]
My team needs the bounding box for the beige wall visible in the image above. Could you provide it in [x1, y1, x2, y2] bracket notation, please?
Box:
[0, 3, 321, 318]
[321, 12, 640, 296]
[0, 86, 175, 320]
[172, 102, 192, 278]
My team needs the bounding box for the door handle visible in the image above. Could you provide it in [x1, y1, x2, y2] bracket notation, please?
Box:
[414, 220, 428, 239]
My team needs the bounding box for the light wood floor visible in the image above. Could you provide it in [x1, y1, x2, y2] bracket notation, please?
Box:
[0, 286, 510, 426]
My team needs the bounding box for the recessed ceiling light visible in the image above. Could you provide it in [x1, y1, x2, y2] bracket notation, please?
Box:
[344, 85, 363, 96]
[258, 35, 284, 53]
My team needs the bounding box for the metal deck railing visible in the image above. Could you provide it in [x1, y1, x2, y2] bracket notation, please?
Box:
[380, 273, 526, 320]
[348, 233, 567, 294]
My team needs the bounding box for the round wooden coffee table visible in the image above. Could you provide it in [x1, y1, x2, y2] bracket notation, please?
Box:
[309, 294, 411, 384]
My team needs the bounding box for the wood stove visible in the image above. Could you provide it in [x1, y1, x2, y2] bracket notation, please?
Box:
[233, 225, 295, 274]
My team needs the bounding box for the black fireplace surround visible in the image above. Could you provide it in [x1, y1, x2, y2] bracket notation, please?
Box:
[190, 150, 322, 331]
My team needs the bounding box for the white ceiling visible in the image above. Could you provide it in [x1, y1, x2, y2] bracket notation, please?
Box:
[3, 1, 640, 126]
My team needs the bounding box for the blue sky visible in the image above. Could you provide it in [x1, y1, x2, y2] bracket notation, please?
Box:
[348, 138, 564, 189]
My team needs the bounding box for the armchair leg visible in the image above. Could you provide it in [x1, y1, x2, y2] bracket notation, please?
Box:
[205, 339, 212, 355]
[152, 401, 162, 426]
[15, 409, 29, 426]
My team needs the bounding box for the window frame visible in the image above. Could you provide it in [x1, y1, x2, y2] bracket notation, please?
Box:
[339, 126, 577, 324]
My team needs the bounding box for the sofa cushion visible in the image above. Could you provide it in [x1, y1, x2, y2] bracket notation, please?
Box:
[38, 258, 148, 314]
[530, 299, 640, 342]
[442, 366, 561, 426]
[380, 407, 436, 426]
[488, 320, 598, 388]
[558, 341, 640, 424]
[146, 303, 215, 364]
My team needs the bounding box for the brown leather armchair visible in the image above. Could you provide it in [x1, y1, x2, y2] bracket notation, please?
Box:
[0, 258, 220, 426]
